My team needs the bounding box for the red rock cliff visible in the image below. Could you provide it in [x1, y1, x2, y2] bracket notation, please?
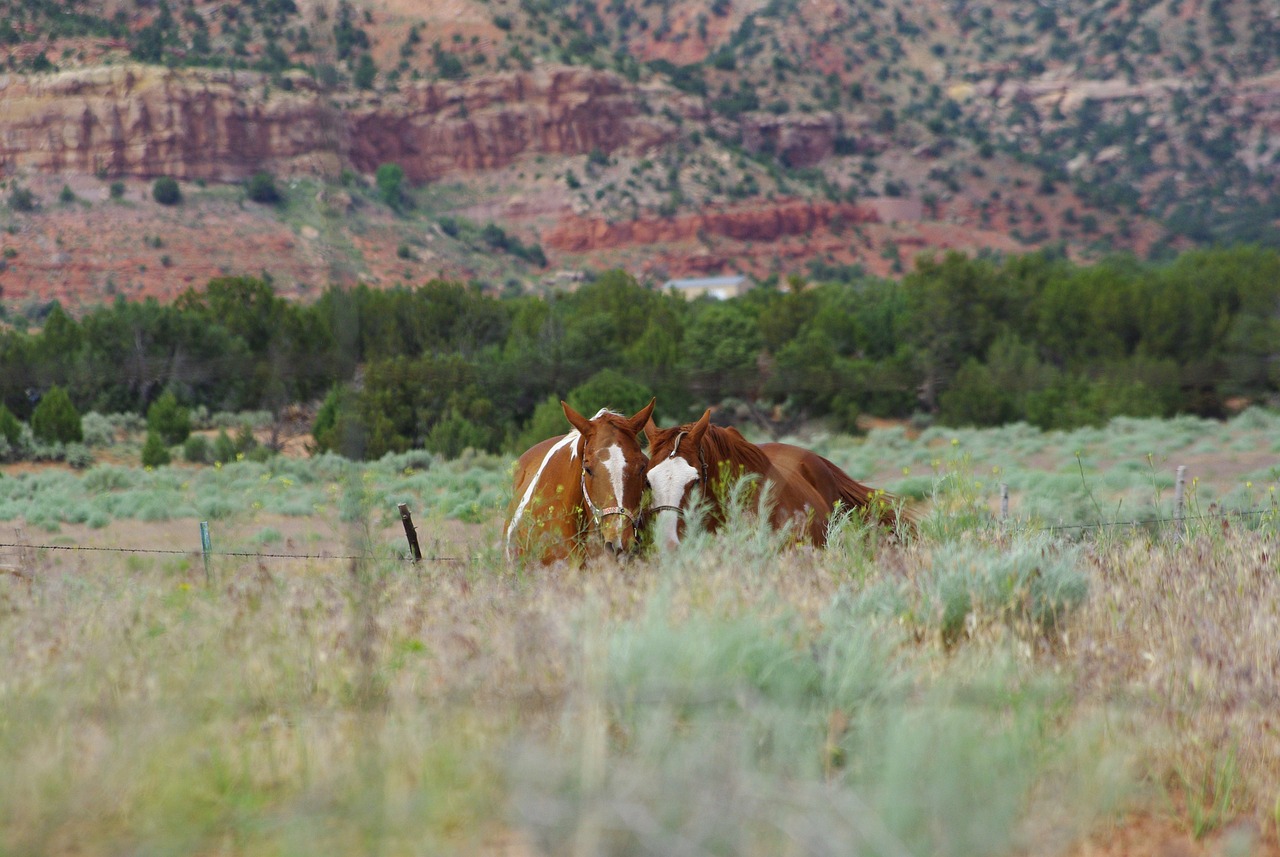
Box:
[544, 201, 881, 252]
[0, 64, 679, 182]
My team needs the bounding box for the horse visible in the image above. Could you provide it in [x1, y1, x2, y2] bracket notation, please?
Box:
[643, 409, 910, 551]
[505, 398, 656, 564]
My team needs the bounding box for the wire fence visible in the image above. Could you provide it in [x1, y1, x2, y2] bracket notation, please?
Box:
[0, 500, 1275, 573]
[1035, 506, 1275, 534]
[0, 541, 454, 563]
[0, 503, 464, 571]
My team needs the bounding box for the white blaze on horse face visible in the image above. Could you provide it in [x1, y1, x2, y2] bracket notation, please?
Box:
[647, 456, 699, 550]
[601, 443, 627, 508]
[506, 430, 580, 560]
[598, 442, 629, 547]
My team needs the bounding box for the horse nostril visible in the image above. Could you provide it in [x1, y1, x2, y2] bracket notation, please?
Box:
[606, 540, 617, 555]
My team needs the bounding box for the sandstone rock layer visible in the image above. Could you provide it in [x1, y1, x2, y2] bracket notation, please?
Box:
[0, 64, 678, 182]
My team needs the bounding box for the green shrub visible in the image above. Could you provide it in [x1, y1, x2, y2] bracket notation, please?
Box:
[109, 181, 125, 199]
[353, 52, 378, 89]
[152, 176, 181, 205]
[140, 431, 171, 467]
[147, 391, 191, 445]
[375, 162, 405, 210]
[8, 186, 36, 212]
[183, 434, 211, 464]
[245, 171, 281, 204]
[234, 423, 258, 454]
[423, 410, 489, 459]
[212, 429, 237, 463]
[246, 444, 274, 463]
[0, 405, 21, 448]
[65, 443, 94, 469]
[80, 412, 116, 447]
[31, 387, 82, 444]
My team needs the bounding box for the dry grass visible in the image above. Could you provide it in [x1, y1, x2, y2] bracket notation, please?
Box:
[1071, 532, 1280, 838]
[2, 500, 1277, 855]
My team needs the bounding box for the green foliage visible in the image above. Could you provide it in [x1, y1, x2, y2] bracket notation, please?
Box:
[140, 431, 172, 467]
[245, 171, 281, 204]
[513, 395, 571, 452]
[479, 223, 546, 266]
[212, 429, 237, 464]
[432, 45, 466, 79]
[423, 409, 489, 458]
[183, 434, 211, 464]
[0, 248, 1276, 454]
[566, 369, 653, 418]
[375, 162, 405, 210]
[0, 405, 21, 448]
[147, 391, 192, 445]
[918, 537, 1089, 643]
[30, 386, 82, 444]
[80, 412, 116, 447]
[353, 52, 377, 89]
[8, 185, 36, 212]
[684, 300, 762, 399]
[151, 177, 181, 205]
[64, 443, 94, 469]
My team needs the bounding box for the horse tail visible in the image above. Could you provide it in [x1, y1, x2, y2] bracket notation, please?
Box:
[818, 454, 916, 535]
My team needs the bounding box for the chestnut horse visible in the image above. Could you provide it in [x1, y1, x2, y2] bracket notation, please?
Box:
[643, 409, 909, 551]
[505, 398, 656, 564]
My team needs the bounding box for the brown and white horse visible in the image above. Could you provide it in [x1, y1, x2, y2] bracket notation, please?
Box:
[505, 398, 656, 564]
[643, 409, 910, 551]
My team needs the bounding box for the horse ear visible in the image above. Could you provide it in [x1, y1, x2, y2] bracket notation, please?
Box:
[643, 416, 661, 447]
[561, 400, 592, 436]
[627, 397, 657, 438]
[688, 408, 712, 445]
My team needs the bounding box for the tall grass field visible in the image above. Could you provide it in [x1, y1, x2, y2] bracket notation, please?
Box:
[1, 411, 1278, 856]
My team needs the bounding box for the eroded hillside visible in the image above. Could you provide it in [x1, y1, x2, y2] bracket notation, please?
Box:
[0, 0, 1277, 308]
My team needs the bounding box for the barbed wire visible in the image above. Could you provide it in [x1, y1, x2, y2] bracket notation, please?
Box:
[1029, 505, 1276, 534]
[0, 502, 1274, 568]
[0, 540, 463, 564]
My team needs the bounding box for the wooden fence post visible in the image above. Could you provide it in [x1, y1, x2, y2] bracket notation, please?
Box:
[999, 483, 1009, 522]
[398, 503, 423, 563]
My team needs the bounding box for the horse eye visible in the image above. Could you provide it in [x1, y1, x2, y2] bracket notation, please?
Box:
[583, 465, 594, 476]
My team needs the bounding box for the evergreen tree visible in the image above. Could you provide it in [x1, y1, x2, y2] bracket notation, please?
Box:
[0, 404, 21, 447]
[141, 431, 171, 467]
[147, 390, 192, 445]
[30, 386, 82, 444]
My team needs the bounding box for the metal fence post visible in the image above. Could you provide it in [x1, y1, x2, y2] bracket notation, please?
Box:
[1173, 465, 1187, 542]
[199, 521, 211, 585]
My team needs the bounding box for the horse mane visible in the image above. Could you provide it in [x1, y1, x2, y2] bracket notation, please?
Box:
[702, 425, 772, 477]
[591, 409, 641, 438]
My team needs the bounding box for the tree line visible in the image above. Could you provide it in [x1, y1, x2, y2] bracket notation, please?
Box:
[1, 244, 1277, 461]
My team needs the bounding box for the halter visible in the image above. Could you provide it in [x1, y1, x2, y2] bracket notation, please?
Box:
[644, 430, 710, 520]
[579, 466, 639, 528]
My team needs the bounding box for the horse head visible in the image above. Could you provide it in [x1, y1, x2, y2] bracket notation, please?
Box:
[562, 397, 656, 559]
[642, 408, 713, 552]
